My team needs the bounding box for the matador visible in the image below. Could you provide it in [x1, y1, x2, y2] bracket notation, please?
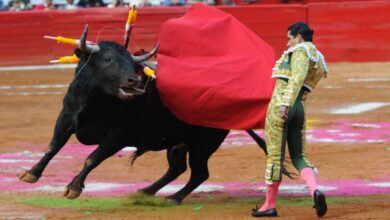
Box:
[252, 21, 329, 218]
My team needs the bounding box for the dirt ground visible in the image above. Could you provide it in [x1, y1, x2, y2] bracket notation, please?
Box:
[0, 62, 389, 219]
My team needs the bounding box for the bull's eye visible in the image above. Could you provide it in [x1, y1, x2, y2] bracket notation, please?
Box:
[104, 57, 112, 62]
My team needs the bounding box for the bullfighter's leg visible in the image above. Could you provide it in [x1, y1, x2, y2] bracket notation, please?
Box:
[19, 109, 74, 183]
[63, 143, 123, 199]
[139, 143, 188, 195]
[166, 131, 228, 204]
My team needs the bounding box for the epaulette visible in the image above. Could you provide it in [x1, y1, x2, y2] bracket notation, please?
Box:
[282, 43, 329, 73]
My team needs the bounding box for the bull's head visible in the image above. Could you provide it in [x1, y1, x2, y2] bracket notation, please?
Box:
[74, 25, 159, 100]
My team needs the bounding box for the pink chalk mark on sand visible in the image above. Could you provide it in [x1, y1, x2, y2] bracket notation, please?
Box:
[1, 177, 390, 197]
[224, 120, 390, 146]
[1, 120, 389, 197]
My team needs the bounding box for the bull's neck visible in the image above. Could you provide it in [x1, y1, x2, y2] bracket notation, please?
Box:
[67, 73, 97, 107]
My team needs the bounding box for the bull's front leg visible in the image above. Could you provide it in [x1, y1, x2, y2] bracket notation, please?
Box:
[63, 137, 123, 199]
[165, 130, 228, 204]
[19, 109, 74, 183]
[139, 143, 188, 196]
[165, 146, 214, 204]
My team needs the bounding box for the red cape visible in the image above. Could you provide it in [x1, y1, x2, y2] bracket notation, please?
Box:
[156, 3, 275, 130]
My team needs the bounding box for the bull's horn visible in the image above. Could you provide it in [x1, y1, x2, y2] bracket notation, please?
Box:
[80, 24, 100, 53]
[132, 43, 159, 63]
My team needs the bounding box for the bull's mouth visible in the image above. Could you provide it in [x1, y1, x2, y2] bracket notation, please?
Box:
[118, 82, 145, 100]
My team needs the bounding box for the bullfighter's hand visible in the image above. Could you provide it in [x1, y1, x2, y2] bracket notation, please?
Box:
[279, 105, 289, 121]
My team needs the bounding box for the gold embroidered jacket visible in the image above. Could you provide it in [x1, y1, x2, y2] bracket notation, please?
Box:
[271, 42, 329, 107]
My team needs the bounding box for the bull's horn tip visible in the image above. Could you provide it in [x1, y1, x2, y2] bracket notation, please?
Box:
[44, 36, 56, 40]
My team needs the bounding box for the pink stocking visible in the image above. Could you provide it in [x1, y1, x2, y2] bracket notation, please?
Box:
[259, 181, 281, 211]
[300, 167, 318, 196]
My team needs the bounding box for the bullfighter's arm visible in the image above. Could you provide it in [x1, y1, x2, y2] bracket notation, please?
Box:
[279, 48, 309, 107]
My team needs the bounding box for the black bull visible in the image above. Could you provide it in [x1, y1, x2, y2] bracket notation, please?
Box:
[19, 33, 267, 204]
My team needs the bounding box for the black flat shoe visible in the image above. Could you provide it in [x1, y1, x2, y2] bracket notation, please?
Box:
[313, 189, 327, 217]
[252, 208, 278, 217]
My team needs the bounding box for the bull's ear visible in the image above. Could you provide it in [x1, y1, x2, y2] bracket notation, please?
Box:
[74, 49, 85, 59]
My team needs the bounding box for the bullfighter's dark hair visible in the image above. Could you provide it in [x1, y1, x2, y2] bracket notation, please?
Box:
[288, 22, 314, 42]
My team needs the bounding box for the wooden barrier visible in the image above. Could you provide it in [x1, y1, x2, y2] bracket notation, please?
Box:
[308, 1, 390, 62]
[0, 1, 388, 66]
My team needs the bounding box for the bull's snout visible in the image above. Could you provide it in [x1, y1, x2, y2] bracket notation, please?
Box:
[127, 75, 142, 84]
[118, 75, 145, 100]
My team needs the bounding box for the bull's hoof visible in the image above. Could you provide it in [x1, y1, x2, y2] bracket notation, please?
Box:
[137, 188, 156, 196]
[63, 187, 82, 199]
[166, 197, 181, 205]
[18, 171, 38, 183]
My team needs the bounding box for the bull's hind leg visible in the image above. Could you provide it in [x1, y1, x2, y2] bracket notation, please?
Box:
[139, 144, 188, 196]
[63, 143, 123, 199]
[19, 110, 74, 183]
[166, 130, 228, 204]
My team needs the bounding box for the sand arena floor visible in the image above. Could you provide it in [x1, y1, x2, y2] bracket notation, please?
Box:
[0, 62, 389, 219]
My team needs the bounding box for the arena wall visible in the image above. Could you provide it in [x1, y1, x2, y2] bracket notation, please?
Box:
[0, 1, 388, 66]
[308, 1, 390, 62]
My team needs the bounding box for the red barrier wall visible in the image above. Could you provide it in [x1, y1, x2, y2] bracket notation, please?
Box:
[308, 1, 390, 62]
[0, 1, 388, 66]
[0, 7, 189, 66]
[232, 0, 380, 6]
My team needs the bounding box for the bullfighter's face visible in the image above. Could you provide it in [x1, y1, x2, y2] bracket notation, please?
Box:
[286, 30, 303, 49]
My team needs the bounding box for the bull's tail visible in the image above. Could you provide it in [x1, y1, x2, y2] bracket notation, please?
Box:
[282, 160, 298, 180]
[246, 130, 267, 154]
[130, 149, 145, 167]
[246, 130, 298, 180]
[282, 168, 298, 179]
